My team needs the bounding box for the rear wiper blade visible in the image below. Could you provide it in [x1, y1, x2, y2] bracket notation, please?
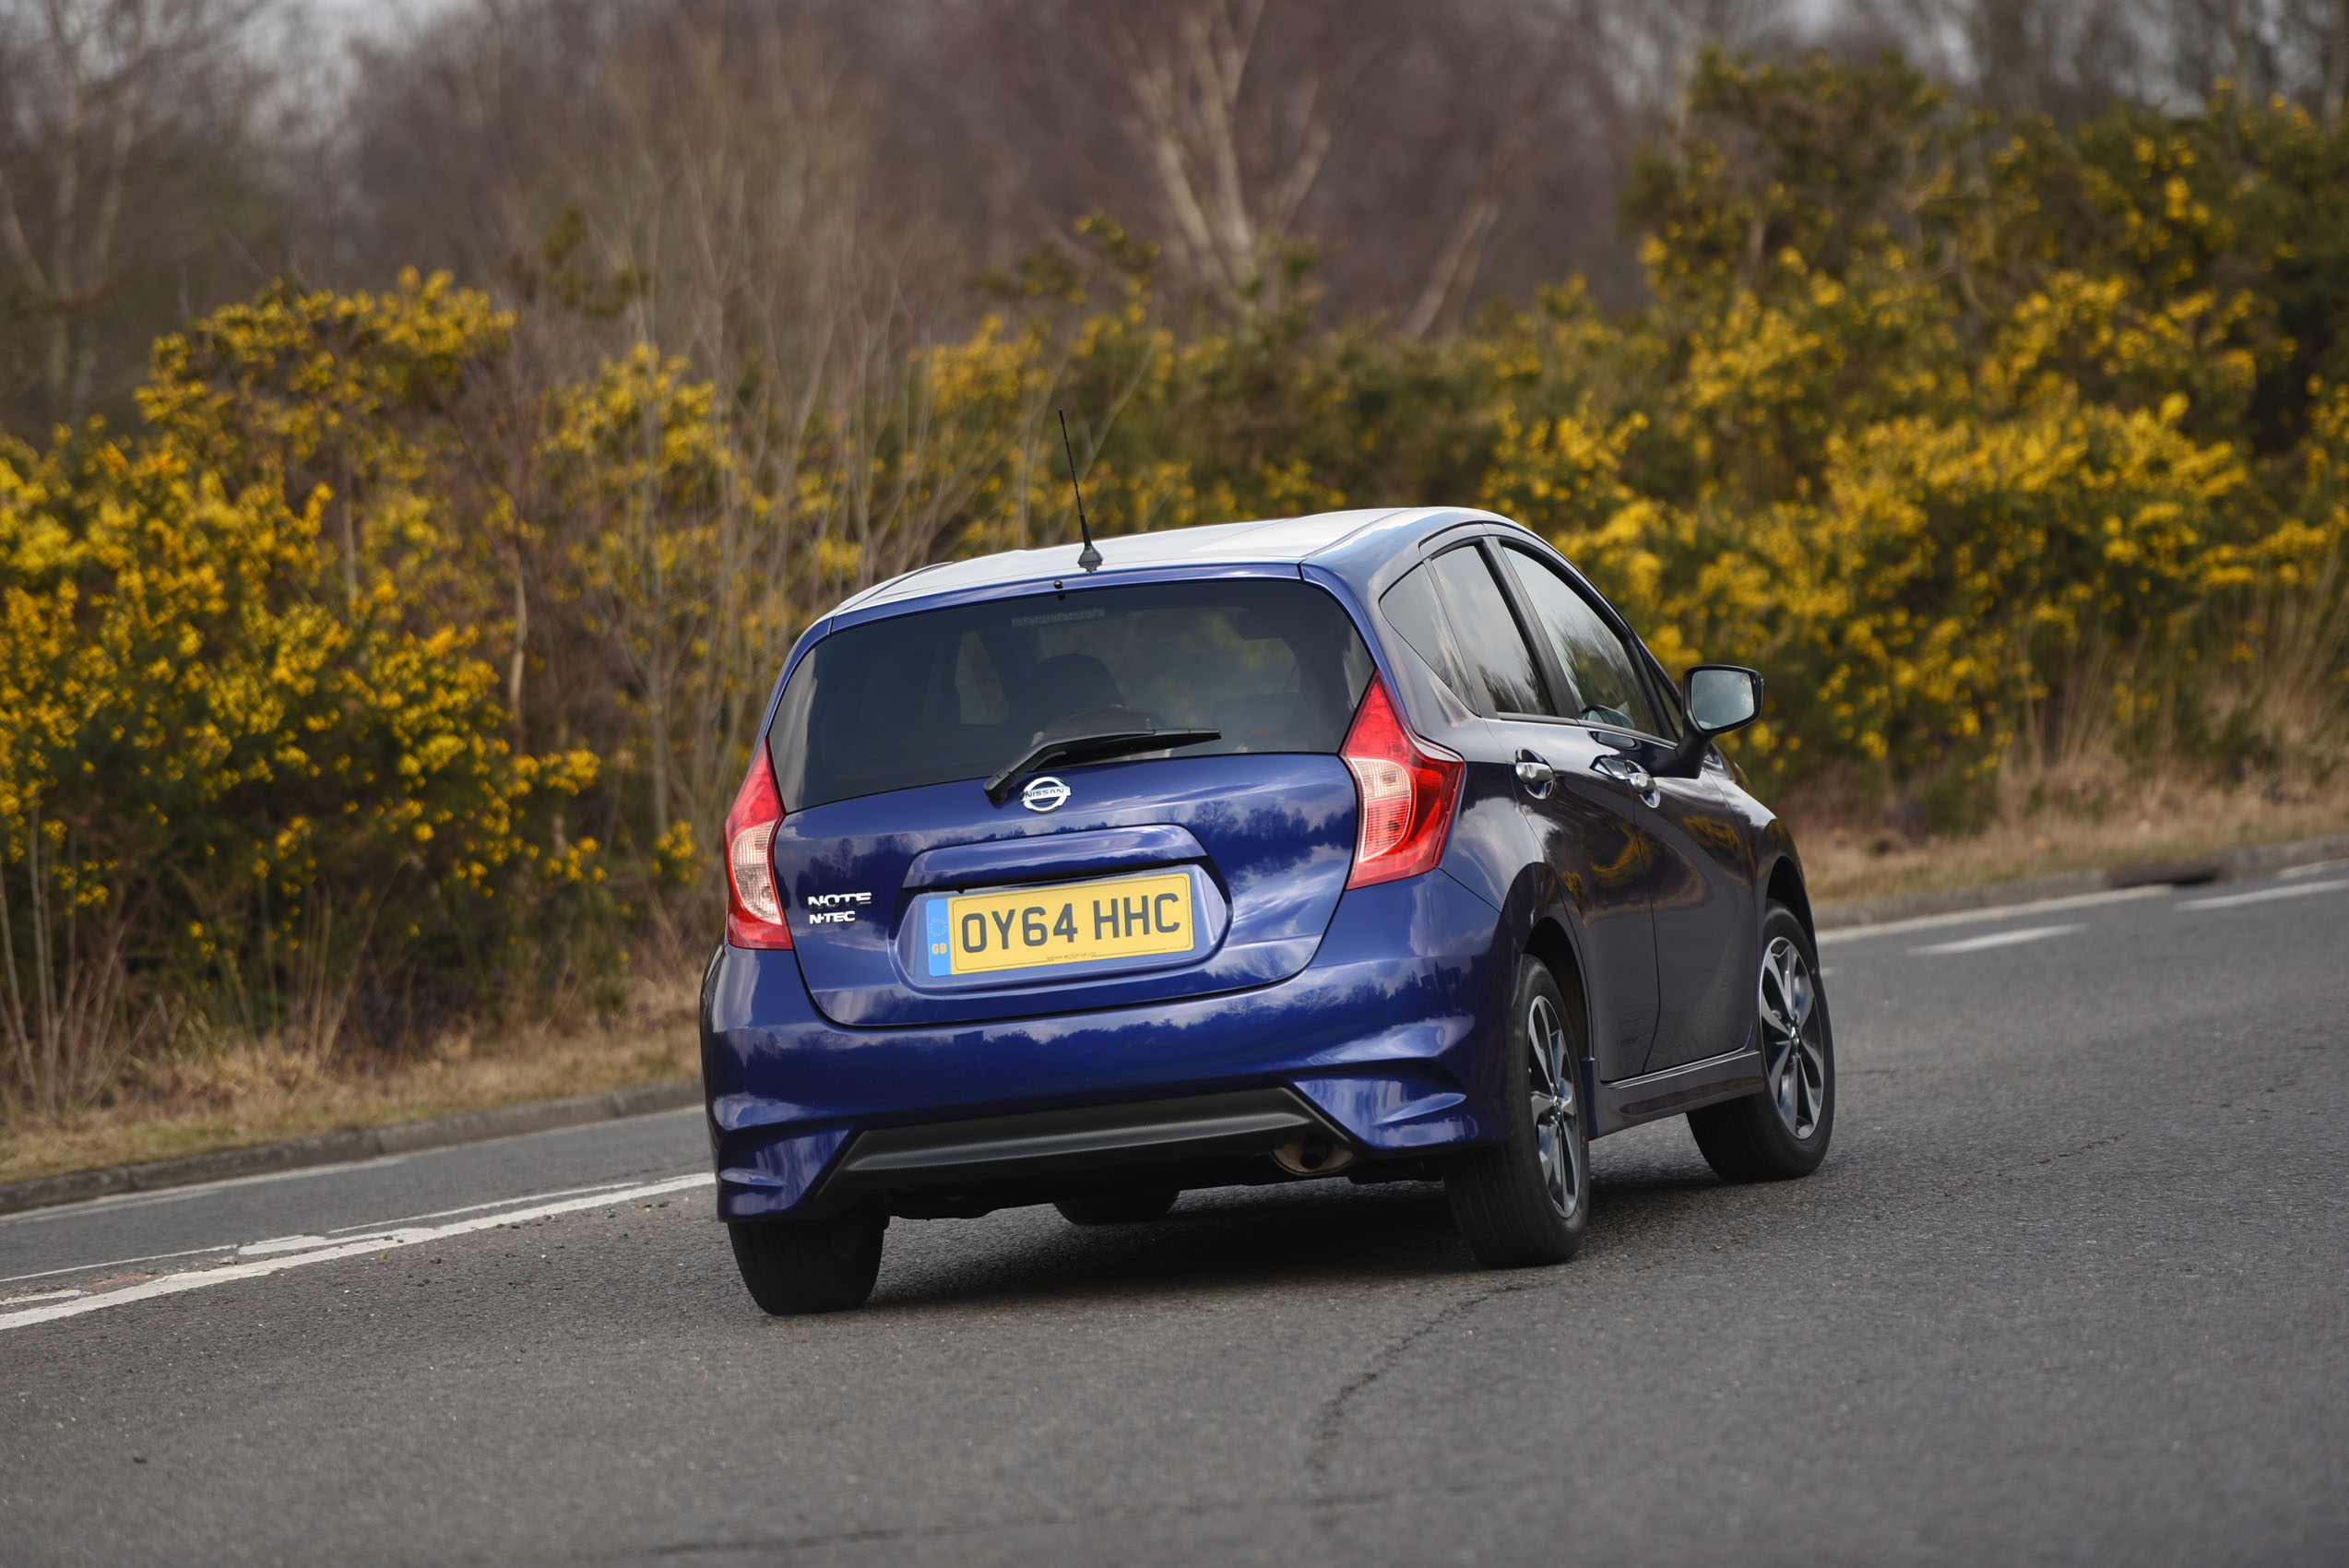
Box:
[984, 727, 1220, 804]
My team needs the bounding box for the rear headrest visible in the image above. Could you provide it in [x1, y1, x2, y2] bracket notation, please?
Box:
[1022, 653, 1124, 729]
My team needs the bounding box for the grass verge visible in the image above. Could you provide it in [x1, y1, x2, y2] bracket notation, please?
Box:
[1791, 777, 2349, 906]
[0, 983, 697, 1189]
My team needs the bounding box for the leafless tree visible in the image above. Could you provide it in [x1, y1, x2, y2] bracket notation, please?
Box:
[2164, 0, 2349, 112]
[1845, 0, 2349, 115]
[919, 0, 1686, 325]
[1097, 0, 1359, 316]
[331, 0, 1001, 861]
[0, 0, 287, 428]
[1847, 0, 2156, 116]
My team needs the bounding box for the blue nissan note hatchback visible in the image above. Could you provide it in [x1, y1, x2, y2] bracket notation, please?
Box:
[702, 506, 1834, 1313]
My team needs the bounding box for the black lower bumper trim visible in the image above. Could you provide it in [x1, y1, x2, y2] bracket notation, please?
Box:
[813, 1088, 1327, 1207]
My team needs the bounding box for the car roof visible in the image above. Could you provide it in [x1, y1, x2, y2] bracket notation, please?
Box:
[831, 506, 1516, 617]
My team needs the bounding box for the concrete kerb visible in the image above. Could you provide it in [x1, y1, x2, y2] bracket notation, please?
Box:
[0, 1078, 700, 1218]
[4, 828, 2343, 1219]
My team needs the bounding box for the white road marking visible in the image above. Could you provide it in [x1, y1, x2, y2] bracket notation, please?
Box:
[1911, 923, 2083, 956]
[0, 1105, 703, 1234]
[1, 1179, 666, 1289]
[304, 1178, 662, 1235]
[236, 1234, 333, 1257]
[2279, 860, 2346, 880]
[0, 1241, 235, 1288]
[0, 1170, 712, 1333]
[1818, 885, 2165, 945]
[0, 1288, 83, 1306]
[2176, 878, 2349, 911]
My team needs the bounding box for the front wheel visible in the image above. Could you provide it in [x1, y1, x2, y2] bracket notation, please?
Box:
[1447, 956, 1591, 1268]
[728, 1211, 886, 1314]
[1687, 900, 1834, 1182]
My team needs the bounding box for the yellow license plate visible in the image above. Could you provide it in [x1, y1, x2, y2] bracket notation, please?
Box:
[926, 872, 1194, 976]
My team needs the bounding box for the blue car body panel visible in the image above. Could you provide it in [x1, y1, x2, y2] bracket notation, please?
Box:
[702, 505, 1804, 1222]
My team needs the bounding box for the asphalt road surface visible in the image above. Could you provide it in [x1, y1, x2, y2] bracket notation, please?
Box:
[6, 863, 2348, 1566]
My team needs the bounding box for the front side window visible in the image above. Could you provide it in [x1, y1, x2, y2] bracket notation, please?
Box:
[770, 579, 1375, 809]
[1499, 545, 1662, 735]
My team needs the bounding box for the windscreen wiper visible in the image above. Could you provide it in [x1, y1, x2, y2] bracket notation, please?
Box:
[984, 727, 1220, 804]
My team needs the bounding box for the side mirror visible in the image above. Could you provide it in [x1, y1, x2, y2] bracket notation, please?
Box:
[1683, 664, 1762, 737]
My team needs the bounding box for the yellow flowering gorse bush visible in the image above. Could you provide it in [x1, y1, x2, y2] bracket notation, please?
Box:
[1, 280, 601, 1102]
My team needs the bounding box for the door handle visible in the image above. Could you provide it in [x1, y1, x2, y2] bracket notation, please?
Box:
[1590, 753, 1655, 794]
[1513, 751, 1556, 798]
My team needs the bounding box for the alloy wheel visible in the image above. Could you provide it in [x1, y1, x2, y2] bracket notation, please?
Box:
[1526, 992, 1586, 1221]
[1758, 935, 1826, 1140]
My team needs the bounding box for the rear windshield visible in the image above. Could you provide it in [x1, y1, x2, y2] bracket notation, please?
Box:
[769, 578, 1376, 810]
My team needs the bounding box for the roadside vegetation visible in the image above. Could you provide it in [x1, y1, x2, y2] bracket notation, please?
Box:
[4, 3, 2347, 1171]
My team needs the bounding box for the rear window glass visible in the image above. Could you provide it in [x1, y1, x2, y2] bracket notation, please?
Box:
[770, 579, 1376, 810]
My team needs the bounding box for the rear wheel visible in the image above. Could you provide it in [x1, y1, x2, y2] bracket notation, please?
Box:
[728, 1211, 886, 1314]
[1054, 1181, 1181, 1226]
[1687, 901, 1834, 1182]
[1447, 956, 1590, 1268]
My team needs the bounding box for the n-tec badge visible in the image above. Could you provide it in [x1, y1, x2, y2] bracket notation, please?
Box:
[1020, 776, 1071, 814]
[804, 890, 871, 925]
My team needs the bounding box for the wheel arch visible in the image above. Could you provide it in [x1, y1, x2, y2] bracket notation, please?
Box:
[1763, 854, 1815, 942]
[1523, 915, 1593, 1066]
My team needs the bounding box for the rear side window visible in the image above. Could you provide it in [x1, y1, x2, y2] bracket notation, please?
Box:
[1378, 566, 1472, 700]
[1499, 545, 1662, 735]
[1425, 547, 1555, 718]
[770, 579, 1375, 809]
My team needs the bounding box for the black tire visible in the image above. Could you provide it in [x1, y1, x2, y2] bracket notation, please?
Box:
[1447, 956, 1592, 1268]
[1688, 900, 1835, 1182]
[1053, 1181, 1182, 1226]
[728, 1211, 886, 1314]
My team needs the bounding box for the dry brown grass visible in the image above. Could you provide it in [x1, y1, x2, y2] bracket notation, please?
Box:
[0, 976, 699, 1188]
[1790, 768, 2349, 906]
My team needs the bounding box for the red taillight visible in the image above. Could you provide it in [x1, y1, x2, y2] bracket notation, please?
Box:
[723, 748, 792, 949]
[1340, 676, 1465, 889]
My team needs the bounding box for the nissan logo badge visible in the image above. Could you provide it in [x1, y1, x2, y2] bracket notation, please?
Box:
[1020, 776, 1071, 814]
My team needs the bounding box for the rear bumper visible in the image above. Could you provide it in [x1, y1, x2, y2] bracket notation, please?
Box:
[701, 870, 1513, 1220]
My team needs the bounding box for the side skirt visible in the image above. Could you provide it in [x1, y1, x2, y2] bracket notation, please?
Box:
[1589, 1041, 1766, 1138]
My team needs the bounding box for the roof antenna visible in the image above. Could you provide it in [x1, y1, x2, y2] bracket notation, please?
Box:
[1058, 409, 1103, 573]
